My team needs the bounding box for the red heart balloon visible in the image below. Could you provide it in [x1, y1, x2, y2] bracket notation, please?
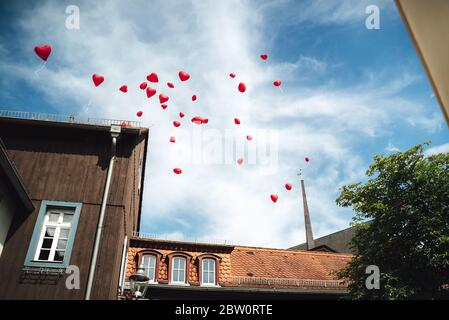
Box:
[146, 87, 156, 98]
[167, 82, 175, 88]
[285, 183, 292, 191]
[234, 118, 241, 125]
[238, 82, 246, 93]
[237, 158, 244, 165]
[246, 135, 253, 141]
[173, 121, 181, 127]
[136, 111, 143, 117]
[120, 121, 128, 128]
[146, 73, 159, 83]
[34, 45, 52, 61]
[191, 116, 208, 125]
[260, 53, 268, 60]
[173, 168, 182, 174]
[270, 194, 278, 203]
[169, 136, 176, 143]
[92, 74, 104, 87]
[119, 85, 128, 93]
[161, 104, 168, 109]
[179, 112, 185, 118]
[229, 73, 236, 78]
[139, 82, 147, 90]
[159, 94, 169, 104]
[273, 80, 282, 87]
[178, 71, 190, 81]
[192, 94, 197, 101]
[305, 157, 310, 162]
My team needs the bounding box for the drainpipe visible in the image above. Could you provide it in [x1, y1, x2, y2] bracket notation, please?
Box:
[85, 125, 121, 300]
[118, 235, 128, 295]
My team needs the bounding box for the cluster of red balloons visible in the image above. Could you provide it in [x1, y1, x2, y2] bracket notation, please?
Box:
[34, 44, 308, 205]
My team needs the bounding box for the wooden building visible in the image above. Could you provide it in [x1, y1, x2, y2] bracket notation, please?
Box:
[0, 111, 148, 300]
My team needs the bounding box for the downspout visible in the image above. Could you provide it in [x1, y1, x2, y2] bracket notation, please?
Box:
[85, 125, 121, 300]
[118, 235, 128, 295]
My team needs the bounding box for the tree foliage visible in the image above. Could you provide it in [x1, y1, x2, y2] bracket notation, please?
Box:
[336, 142, 449, 299]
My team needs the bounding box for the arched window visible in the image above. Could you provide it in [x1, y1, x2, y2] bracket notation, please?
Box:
[141, 254, 157, 282]
[171, 256, 187, 284]
[136, 250, 162, 284]
[198, 254, 221, 286]
[202, 258, 216, 286]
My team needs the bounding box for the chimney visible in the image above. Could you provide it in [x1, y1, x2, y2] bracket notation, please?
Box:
[301, 179, 315, 250]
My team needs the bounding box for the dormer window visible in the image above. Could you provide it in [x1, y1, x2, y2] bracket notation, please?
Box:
[141, 254, 157, 283]
[198, 254, 221, 287]
[202, 258, 216, 286]
[136, 250, 162, 284]
[167, 252, 191, 285]
[171, 256, 186, 284]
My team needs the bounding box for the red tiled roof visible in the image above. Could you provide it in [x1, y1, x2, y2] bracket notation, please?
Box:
[230, 246, 352, 280]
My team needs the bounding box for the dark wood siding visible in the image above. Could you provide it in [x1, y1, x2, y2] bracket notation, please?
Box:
[0, 119, 148, 299]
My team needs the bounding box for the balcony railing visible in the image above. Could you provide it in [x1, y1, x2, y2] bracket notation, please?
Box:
[132, 231, 234, 246]
[0, 110, 141, 128]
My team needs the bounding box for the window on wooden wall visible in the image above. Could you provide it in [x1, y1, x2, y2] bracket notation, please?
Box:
[24, 201, 82, 268]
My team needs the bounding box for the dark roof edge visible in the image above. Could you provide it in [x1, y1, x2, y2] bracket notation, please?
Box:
[0, 138, 34, 213]
[136, 129, 149, 233]
[0, 116, 148, 136]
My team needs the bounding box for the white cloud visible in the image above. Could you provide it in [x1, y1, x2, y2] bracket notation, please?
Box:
[0, 0, 445, 249]
[426, 143, 449, 156]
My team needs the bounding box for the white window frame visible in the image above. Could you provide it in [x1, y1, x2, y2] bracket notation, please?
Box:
[170, 256, 187, 285]
[33, 208, 74, 263]
[141, 254, 157, 283]
[201, 258, 217, 286]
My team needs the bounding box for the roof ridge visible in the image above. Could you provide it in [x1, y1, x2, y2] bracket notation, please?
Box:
[234, 245, 354, 258]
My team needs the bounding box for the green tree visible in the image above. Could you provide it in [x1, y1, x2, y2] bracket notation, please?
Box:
[336, 142, 449, 299]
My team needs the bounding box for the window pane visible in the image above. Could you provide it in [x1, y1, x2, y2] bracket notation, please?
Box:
[59, 228, 70, 239]
[142, 255, 156, 281]
[54, 250, 65, 262]
[41, 238, 53, 249]
[149, 257, 156, 268]
[178, 269, 185, 282]
[203, 259, 215, 284]
[173, 270, 179, 282]
[172, 257, 186, 283]
[148, 267, 155, 281]
[173, 257, 179, 269]
[57, 239, 67, 250]
[62, 214, 73, 224]
[48, 213, 60, 222]
[38, 249, 50, 260]
[45, 227, 56, 238]
[179, 257, 186, 269]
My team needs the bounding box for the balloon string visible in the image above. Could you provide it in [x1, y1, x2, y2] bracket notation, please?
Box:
[279, 86, 284, 93]
[34, 61, 47, 78]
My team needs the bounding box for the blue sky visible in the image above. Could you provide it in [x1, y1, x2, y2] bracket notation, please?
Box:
[0, 0, 448, 248]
